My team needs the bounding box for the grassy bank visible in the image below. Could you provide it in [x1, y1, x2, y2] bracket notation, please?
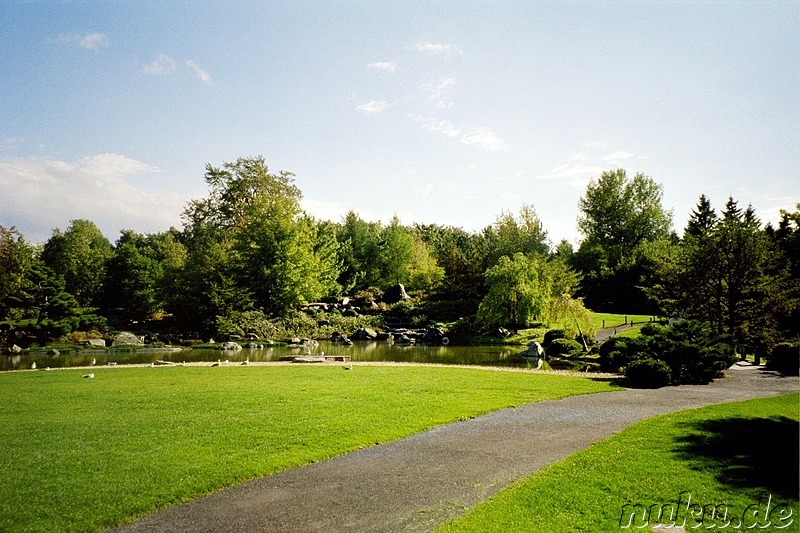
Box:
[441, 393, 799, 532]
[0, 365, 620, 531]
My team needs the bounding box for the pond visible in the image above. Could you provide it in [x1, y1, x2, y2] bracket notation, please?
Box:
[2, 340, 587, 371]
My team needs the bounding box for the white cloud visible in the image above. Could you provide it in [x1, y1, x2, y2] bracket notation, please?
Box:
[0, 154, 185, 242]
[411, 41, 463, 55]
[600, 150, 633, 161]
[412, 115, 507, 152]
[422, 77, 457, 109]
[356, 100, 389, 114]
[57, 32, 109, 51]
[142, 54, 177, 75]
[367, 61, 397, 73]
[459, 127, 507, 152]
[186, 60, 213, 85]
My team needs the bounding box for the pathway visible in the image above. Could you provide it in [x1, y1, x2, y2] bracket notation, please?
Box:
[115, 365, 797, 532]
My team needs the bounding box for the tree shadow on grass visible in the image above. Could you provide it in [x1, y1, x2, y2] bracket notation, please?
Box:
[673, 416, 799, 501]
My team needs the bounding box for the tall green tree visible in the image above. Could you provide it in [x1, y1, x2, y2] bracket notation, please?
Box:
[0, 226, 37, 320]
[663, 197, 796, 351]
[483, 204, 550, 269]
[41, 219, 113, 307]
[336, 211, 384, 291]
[574, 169, 673, 311]
[179, 156, 341, 330]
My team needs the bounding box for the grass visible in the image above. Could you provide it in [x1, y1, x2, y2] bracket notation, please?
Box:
[440, 393, 799, 532]
[590, 312, 658, 330]
[0, 365, 620, 532]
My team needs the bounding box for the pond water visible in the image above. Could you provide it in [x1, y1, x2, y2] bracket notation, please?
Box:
[2, 340, 582, 371]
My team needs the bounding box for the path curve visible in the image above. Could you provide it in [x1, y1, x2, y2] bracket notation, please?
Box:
[114, 366, 797, 532]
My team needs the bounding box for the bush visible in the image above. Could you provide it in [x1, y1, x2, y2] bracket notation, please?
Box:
[542, 329, 566, 347]
[546, 338, 583, 358]
[598, 320, 734, 385]
[766, 343, 800, 376]
[625, 358, 672, 388]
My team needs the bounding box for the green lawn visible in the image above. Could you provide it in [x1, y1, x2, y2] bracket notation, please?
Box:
[0, 365, 620, 532]
[590, 311, 658, 330]
[441, 393, 799, 532]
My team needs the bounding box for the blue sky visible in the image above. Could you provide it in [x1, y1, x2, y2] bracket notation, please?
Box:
[1, 1, 798, 245]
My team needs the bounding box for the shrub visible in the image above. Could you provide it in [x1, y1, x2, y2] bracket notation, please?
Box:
[542, 329, 566, 347]
[546, 338, 583, 358]
[625, 358, 672, 388]
[766, 343, 800, 376]
[599, 320, 734, 385]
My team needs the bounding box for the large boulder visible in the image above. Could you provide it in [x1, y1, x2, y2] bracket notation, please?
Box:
[83, 338, 106, 348]
[220, 341, 243, 351]
[382, 283, 409, 304]
[522, 340, 545, 358]
[113, 332, 144, 346]
[352, 327, 378, 341]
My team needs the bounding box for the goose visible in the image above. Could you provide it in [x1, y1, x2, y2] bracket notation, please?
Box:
[211, 360, 220, 367]
[31, 362, 36, 369]
[91, 358, 96, 366]
[82, 373, 94, 379]
[343, 364, 353, 370]
[241, 358, 250, 366]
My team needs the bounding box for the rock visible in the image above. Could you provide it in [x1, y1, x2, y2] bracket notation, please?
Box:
[382, 283, 409, 304]
[113, 332, 145, 346]
[522, 340, 545, 358]
[84, 338, 106, 348]
[331, 331, 349, 343]
[221, 341, 242, 351]
[8, 344, 22, 354]
[244, 341, 258, 349]
[352, 327, 378, 341]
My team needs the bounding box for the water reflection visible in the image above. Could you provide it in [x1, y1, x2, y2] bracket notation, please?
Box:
[2, 340, 553, 371]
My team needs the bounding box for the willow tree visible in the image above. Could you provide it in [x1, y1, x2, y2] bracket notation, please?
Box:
[477, 253, 551, 332]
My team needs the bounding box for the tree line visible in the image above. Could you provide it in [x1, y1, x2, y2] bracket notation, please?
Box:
[1, 156, 798, 351]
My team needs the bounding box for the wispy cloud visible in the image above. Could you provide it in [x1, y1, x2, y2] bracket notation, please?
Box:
[411, 41, 463, 55]
[356, 100, 389, 115]
[142, 54, 176, 75]
[422, 77, 457, 109]
[412, 115, 507, 152]
[0, 154, 184, 242]
[186, 60, 213, 85]
[535, 146, 640, 187]
[367, 61, 397, 73]
[57, 32, 109, 51]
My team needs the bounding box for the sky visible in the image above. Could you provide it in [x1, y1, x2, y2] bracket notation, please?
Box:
[1, 1, 798, 246]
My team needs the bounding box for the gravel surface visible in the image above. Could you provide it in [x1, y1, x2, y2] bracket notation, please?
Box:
[114, 365, 797, 533]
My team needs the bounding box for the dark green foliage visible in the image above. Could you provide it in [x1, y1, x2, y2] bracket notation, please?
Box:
[542, 329, 566, 347]
[766, 342, 800, 376]
[598, 320, 735, 385]
[624, 358, 672, 388]
[574, 169, 674, 312]
[546, 338, 583, 358]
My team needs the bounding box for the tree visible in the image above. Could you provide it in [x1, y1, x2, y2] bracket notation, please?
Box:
[0, 226, 37, 320]
[179, 156, 341, 330]
[483, 205, 550, 269]
[478, 253, 552, 332]
[574, 169, 673, 311]
[662, 197, 796, 352]
[336, 211, 384, 291]
[41, 219, 113, 307]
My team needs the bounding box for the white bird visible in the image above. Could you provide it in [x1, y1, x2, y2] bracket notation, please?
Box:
[343, 364, 353, 370]
[211, 360, 220, 367]
[241, 358, 249, 366]
[91, 358, 96, 366]
[31, 362, 36, 369]
[82, 373, 94, 378]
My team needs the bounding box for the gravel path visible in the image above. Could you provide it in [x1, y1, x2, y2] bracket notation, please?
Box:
[115, 365, 797, 533]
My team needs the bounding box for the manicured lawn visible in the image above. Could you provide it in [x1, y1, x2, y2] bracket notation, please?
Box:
[590, 312, 657, 330]
[0, 365, 620, 531]
[440, 393, 799, 532]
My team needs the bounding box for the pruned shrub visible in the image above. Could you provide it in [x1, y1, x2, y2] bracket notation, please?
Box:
[542, 329, 567, 347]
[625, 357, 672, 388]
[766, 343, 800, 376]
[599, 320, 734, 385]
[546, 338, 583, 358]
